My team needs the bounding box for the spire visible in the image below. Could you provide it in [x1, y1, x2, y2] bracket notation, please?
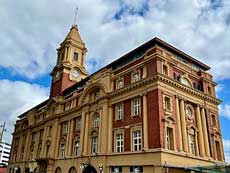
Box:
[62, 25, 85, 46]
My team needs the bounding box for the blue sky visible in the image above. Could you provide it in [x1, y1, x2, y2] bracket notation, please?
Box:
[0, 0, 230, 162]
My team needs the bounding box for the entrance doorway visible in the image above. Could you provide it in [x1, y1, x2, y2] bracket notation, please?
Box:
[83, 165, 97, 173]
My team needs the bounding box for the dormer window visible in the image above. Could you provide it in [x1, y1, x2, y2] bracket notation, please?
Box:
[73, 52, 78, 61]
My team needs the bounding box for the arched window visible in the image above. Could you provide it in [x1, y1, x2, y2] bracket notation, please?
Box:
[93, 113, 100, 128]
[69, 167, 77, 173]
[55, 167, 62, 173]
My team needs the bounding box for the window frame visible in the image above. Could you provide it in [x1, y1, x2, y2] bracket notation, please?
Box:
[115, 133, 124, 152]
[115, 103, 124, 120]
[132, 129, 142, 152]
[91, 136, 98, 154]
[73, 52, 78, 61]
[133, 97, 141, 116]
[116, 78, 124, 89]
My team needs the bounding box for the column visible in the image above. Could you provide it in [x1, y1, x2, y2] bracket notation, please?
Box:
[143, 94, 149, 150]
[176, 97, 183, 151]
[201, 108, 210, 157]
[98, 108, 102, 153]
[24, 131, 31, 160]
[67, 120, 74, 156]
[195, 134, 199, 156]
[142, 65, 147, 78]
[83, 113, 89, 155]
[179, 99, 188, 152]
[101, 103, 109, 153]
[64, 47, 68, 60]
[54, 122, 61, 158]
[107, 106, 113, 153]
[195, 105, 205, 157]
[41, 127, 48, 157]
[80, 113, 86, 155]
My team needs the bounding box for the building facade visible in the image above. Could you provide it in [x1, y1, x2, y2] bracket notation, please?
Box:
[8, 25, 225, 173]
[0, 142, 11, 166]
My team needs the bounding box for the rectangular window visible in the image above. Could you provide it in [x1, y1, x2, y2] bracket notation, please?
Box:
[93, 116, 100, 128]
[116, 79, 124, 89]
[165, 127, 174, 150]
[111, 166, 122, 173]
[115, 133, 124, 152]
[163, 65, 168, 75]
[133, 97, 141, 116]
[74, 52, 78, 61]
[211, 114, 217, 127]
[129, 166, 143, 173]
[132, 72, 140, 82]
[91, 136, 98, 154]
[62, 122, 68, 135]
[164, 96, 171, 111]
[189, 134, 195, 154]
[75, 118, 81, 131]
[59, 143, 65, 158]
[132, 130, 142, 151]
[116, 103, 124, 120]
[73, 140, 80, 156]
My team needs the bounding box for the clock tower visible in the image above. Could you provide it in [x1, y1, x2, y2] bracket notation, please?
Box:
[50, 25, 88, 97]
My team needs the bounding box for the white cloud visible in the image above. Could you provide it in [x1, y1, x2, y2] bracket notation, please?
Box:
[219, 104, 230, 119]
[0, 80, 49, 143]
[0, 0, 230, 80]
[223, 139, 230, 163]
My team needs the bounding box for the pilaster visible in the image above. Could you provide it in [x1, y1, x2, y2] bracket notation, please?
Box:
[195, 105, 205, 157]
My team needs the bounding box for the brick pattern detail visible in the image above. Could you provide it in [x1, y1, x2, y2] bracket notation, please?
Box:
[124, 72, 131, 86]
[147, 89, 163, 148]
[146, 60, 157, 77]
[112, 98, 143, 152]
[50, 73, 76, 97]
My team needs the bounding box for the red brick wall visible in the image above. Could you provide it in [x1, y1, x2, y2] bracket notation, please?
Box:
[124, 128, 131, 151]
[146, 60, 157, 77]
[113, 98, 143, 152]
[124, 72, 131, 86]
[147, 89, 163, 148]
[50, 73, 76, 97]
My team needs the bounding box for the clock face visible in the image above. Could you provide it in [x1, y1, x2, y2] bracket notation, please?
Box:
[72, 69, 79, 78]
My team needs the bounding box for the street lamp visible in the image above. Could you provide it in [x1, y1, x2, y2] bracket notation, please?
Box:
[98, 163, 103, 173]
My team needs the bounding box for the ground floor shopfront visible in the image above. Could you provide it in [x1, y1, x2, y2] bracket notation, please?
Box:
[8, 151, 225, 173]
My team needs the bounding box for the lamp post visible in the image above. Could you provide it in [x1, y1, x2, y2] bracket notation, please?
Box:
[98, 163, 103, 173]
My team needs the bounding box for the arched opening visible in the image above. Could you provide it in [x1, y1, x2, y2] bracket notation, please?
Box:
[83, 165, 97, 173]
[55, 167, 62, 173]
[69, 166, 77, 173]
